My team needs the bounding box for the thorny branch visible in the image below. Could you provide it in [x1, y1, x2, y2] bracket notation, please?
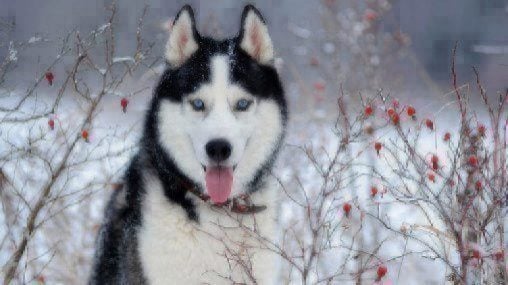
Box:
[1, 2, 154, 284]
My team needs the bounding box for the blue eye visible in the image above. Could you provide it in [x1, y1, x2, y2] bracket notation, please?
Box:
[235, 99, 252, 111]
[190, 99, 205, 111]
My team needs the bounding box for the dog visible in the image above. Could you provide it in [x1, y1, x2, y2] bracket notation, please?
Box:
[89, 4, 287, 284]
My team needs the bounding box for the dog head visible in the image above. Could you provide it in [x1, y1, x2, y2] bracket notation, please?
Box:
[152, 5, 286, 203]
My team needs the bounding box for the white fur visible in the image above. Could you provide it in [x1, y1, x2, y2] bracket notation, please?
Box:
[138, 173, 280, 284]
[158, 56, 283, 197]
[240, 11, 274, 64]
[165, 9, 198, 67]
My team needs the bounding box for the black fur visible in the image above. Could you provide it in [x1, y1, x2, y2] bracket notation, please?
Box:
[89, 155, 147, 284]
[141, 99, 199, 220]
[89, 4, 286, 284]
[157, 38, 285, 109]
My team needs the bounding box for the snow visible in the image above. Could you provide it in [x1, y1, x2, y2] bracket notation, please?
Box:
[322, 42, 335, 54]
[8, 41, 18, 62]
[472, 44, 508, 55]
[28, 36, 42, 44]
[288, 23, 311, 39]
[112, 56, 135, 64]
[96, 23, 111, 34]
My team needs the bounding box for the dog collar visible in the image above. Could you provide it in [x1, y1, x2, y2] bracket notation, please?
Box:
[186, 187, 267, 214]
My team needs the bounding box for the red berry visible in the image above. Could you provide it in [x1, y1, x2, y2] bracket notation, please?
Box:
[406, 105, 416, 117]
[428, 173, 436, 183]
[377, 265, 388, 279]
[425, 119, 434, 130]
[477, 124, 486, 137]
[494, 250, 504, 261]
[443, 132, 451, 142]
[472, 249, 481, 259]
[324, 0, 336, 7]
[468, 155, 478, 167]
[92, 224, 101, 233]
[387, 107, 400, 125]
[48, 118, 55, 130]
[45, 71, 54, 86]
[343, 203, 352, 216]
[309, 56, 319, 66]
[313, 81, 325, 92]
[431, 154, 439, 170]
[371, 186, 378, 197]
[374, 142, 382, 155]
[121, 98, 129, 113]
[82, 130, 89, 142]
[36, 275, 45, 283]
[392, 99, 400, 108]
[390, 113, 400, 125]
[111, 183, 123, 191]
[364, 10, 378, 22]
[364, 124, 374, 135]
[364, 105, 374, 117]
[475, 180, 482, 191]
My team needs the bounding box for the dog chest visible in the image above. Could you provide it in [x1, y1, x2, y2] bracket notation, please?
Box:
[137, 177, 278, 284]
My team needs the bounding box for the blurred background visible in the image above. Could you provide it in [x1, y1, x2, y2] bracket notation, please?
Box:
[2, 0, 507, 106]
[1, 0, 507, 284]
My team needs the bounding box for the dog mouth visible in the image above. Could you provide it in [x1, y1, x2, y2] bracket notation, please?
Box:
[202, 164, 237, 204]
[201, 164, 237, 171]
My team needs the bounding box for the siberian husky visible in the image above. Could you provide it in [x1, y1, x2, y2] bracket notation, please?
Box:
[90, 4, 287, 284]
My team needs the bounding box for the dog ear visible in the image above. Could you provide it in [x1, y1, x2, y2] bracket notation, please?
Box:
[165, 5, 199, 68]
[238, 5, 274, 64]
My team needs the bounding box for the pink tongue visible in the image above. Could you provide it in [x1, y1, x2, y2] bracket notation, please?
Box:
[205, 167, 233, 204]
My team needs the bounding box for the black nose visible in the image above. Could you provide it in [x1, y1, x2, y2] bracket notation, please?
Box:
[206, 139, 232, 162]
